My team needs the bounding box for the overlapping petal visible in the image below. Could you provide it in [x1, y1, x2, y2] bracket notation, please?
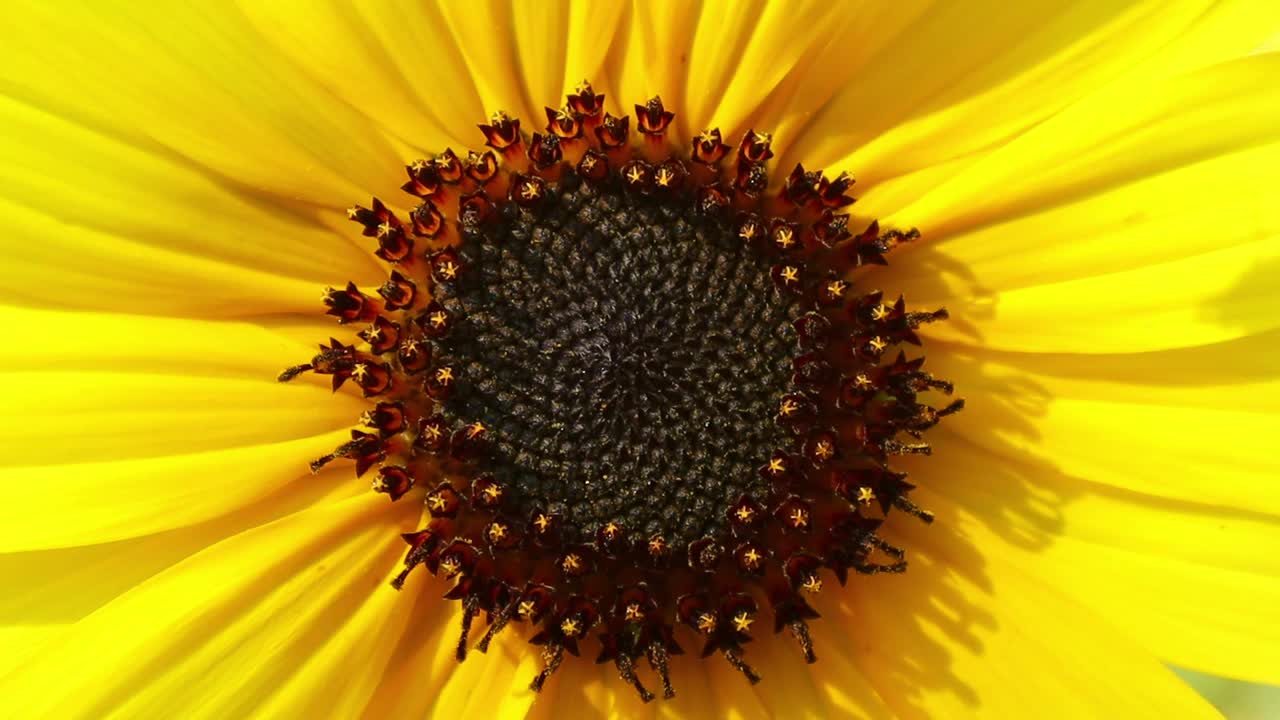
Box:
[0, 308, 365, 551]
[876, 53, 1280, 355]
[824, 513, 1223, 719]
[0, 493, 420, 718]
[803, 1, 1280, 195]
[905, 334, 1280, 685]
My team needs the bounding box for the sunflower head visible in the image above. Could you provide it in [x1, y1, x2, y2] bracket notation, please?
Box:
[278, 82, 962, 701]
[8, 2, 1280, 717]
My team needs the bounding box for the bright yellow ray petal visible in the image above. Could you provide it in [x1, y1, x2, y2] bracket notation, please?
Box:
[559, 1, 629, 101]
[890, 49, 1280, 248]
[575, 661, 663, 720]
[823, 514, 1222, 719]
[894, 338, 1280, 683]
[0, 492, 417, 719]
[0, 627, 58, 679]
[0, 195, 331, 317]
[943, 335, 1280, 413]
[238, 1, 483, 154]
[0, 94, 384, 316]
[0, 430, 351, 552]
[682, 0, 768, 131]
[0, 467, 363, 675]
[605, 1, 697, 144]
[874, 141, 1280, 355]
[355, 591, 445, 719]
[436, 1, 543, 129]
[0, 308, 364, 466]
[510, 2, 572, 118]
[798, 1, 1280, 187]
[888, 141, 1280, 296]
[2, 373, 362, 465]
[3, 4, 411, 207]
[358, 584, 540, 719]
[3, 306, 332, 378]
[514, 599, 895, 718]
[432, 640, 541, 720]
[0, 308, 367, 551]
[924, 346, 1280, 516]
[860, 57, 1280, 357]
[914, 475, 1280, 686]
[808, 642, 898, 720]
[505, 0, 631, 125]
[687, 0, 863, 146]
[872, 54, 1280, 354]
[750, 3, 930, 159]
[919, 233, 1279, 353]
[732, 629, 896, 720]
[1026, 530, 1280, 688]
[655, 660, 725, 720]
[251, 535, 420, 718]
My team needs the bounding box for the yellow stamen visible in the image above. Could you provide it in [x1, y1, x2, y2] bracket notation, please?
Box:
[789, 507, 809, 529]
[696, 613, 716, 634]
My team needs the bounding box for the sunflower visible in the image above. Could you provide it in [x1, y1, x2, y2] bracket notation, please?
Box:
[2, 1, 1279, 718]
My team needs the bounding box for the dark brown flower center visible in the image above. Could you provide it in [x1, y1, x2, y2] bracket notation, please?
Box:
[278, 82, 961, 702]
[434, 175, 795, 548]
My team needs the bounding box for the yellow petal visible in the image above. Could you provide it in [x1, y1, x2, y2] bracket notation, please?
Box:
[0, 95, 384, 316]
[799, 1, 1279, 188]
[878, 145, 1280, 353]
[0, 627, 58, 679]
[2, 4, 407, 207]
[924, 346, 1280, 515]
[427, 635, 541, 720]
[888, 142, 1280, 301]
[892, 51, 1280, 239]
[559, 2, 629, 102]
[0, 307, 364, 464]
[855, 54, 1280, 351]
[2, 372, 363, 465]
[0, 492, 417, 719]
[916, 469, 1280, 686]
[504, 0, 631, 127]
[692, 1, 903, 154]
[682, 0, 770, 131]
[0, 306, 368, 551]
[509, 2, 572, 117]
[436, 1, 544, 129]
[0, 430, 352, 552]
[875, 55, 1280, 351]
[519, 652, 636, 719]
[919, 234, 1279, 354]
[0, 467, 362, 675]
[606, 1, 699, 144]
[821, 513, 1222, 719]
[898, 339, 1280, 684]
[2, 306, 334, 378]
[0, 196, 336, 318]
[755, 3, 931, 157]
[358, 591, 540, 719]
[355, 592, 459, 719]
[733, 629, 896, 720]
[239, 1, 483, 152]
